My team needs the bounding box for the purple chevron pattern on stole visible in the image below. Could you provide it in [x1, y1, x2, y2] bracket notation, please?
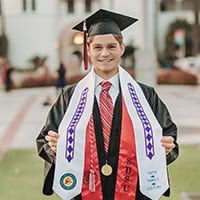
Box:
[65, 88, 89, 162]
[127, 83, 155, 160]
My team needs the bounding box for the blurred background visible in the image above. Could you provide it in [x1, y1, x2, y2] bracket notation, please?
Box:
[0, 0, 200, 200]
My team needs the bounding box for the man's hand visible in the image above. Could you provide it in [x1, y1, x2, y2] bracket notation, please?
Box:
[45, 131, 59, 153]
[161, 136, 175, 155]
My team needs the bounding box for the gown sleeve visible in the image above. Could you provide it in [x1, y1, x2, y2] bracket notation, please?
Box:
[36, 86, 75, 195]
[139, 83, 179, 165]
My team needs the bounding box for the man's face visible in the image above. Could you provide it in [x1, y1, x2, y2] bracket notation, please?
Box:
[88, 34, 124, 79]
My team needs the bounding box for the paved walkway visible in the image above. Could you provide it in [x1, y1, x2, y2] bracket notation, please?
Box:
[157, 85, 200, 144]
[0, 85, 200, 159]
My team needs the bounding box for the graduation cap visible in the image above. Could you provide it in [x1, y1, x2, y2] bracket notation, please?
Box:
[72, 9, 138, 70]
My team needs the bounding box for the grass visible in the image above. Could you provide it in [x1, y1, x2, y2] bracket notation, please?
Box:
[161, 144, 200, 200]
[0, 148, 60, 200]
[0, 145, 199, 200]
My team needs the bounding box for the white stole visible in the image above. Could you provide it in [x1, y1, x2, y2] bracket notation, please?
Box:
[53, 67, 169, 200]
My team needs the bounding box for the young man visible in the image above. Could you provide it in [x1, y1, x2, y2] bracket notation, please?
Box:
[36, 9, 178, 200]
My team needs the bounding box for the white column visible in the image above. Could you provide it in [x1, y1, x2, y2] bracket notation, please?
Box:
[75, 0, 85, 17]
[135, 0, 157, 87]
[101, 0, 110, 9]
[109, 0, 114, 10]
[175, 0, 183, 10]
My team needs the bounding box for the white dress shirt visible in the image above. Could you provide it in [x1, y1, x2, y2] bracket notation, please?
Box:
[95, 73, 120, 106]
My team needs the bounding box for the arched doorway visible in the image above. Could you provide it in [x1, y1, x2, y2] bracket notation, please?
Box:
[58, 21, 84, 78]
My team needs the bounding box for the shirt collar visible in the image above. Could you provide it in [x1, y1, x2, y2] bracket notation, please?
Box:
[95, 73, 119, 89]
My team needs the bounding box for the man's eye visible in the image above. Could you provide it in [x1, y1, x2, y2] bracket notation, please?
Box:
[93, 46, 101, 50]
[109, 45, 117, 49]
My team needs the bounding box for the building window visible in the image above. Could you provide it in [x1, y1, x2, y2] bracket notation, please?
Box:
[67, 0, 74, 13]
[85, 0, 92, 13]
[22, 0, 36, 12]
[22, 0, 27, 11]
[160, 0, 167, 12]
[32, 0, 36, 11]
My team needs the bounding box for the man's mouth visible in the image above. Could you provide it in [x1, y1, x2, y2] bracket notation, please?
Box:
[98, 59, 113, 63]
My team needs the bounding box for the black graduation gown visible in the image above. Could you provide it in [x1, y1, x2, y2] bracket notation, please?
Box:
[36, 82, 179, 200]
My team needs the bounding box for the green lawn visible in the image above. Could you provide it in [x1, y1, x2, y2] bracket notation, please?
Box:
[0, 148, 60, 200]
[0, 145, 199, 200]
[161, 144, 200, 200]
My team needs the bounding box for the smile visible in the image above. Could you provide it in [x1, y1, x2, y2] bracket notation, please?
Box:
[98, 59, 113, 63]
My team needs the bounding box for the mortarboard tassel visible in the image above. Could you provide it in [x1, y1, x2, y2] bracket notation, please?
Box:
[83, 20, 88, 70]
[89, 170, 96, 192]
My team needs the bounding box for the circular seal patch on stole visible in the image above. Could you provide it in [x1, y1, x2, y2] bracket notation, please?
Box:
[60, 173, 77, 190]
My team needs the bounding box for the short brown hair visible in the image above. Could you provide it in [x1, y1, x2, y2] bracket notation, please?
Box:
[87, 34, 123, 46]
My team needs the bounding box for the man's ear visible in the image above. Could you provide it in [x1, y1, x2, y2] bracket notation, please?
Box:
[120, 44, 125, 56]
[87, 44, 90, 57]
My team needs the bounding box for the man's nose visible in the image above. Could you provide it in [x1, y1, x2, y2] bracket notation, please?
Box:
[101, 48, 109, 56]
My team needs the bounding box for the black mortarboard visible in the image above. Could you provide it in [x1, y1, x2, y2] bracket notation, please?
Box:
[73, 9, 138, 36]
[72, 9, 138, 69]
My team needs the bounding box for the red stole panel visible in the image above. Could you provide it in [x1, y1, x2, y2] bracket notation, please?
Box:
[82, 97, 138, 199]
[81, 117, 103, 200]
[114, 97, 138, 199]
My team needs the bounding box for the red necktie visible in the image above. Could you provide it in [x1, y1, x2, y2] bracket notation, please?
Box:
[99, 81, 113, 153]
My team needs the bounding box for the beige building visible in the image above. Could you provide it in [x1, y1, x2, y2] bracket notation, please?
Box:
[1, 0, 199, 79]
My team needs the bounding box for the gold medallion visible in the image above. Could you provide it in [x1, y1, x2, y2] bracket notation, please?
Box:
[101, 163, 112, 176]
